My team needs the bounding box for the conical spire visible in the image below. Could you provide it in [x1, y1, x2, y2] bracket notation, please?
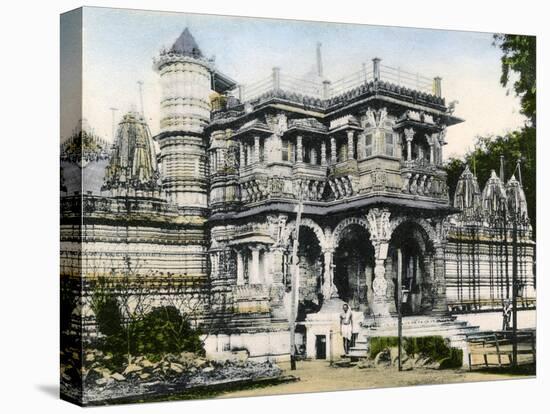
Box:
[506, 173, 529, 220]
[170, 28, 203, 58]
[481, 169, 508, 216]
[102, 111, 160, 196]
[453, 164, 481, 217]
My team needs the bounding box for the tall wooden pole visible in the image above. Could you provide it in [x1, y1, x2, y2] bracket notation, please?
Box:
[397, 248, 403, 372]
[512, 213, 518, 368]
[289, 190, 304, 370]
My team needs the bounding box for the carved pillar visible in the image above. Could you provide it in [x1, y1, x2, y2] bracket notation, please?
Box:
[296, 135, 303, 163]
[404, 128, 414, 162]
[254, 136, 260, 164]
[366, 208, 393, 316]
[271, 248, 285, 285]
[249, 245, 261, 284]
[330, 136, 337, 164]
[321, 141, 327, 166]
[432, 243, 448, 314]
[211, 251, 220, 279]
[433, 76, 442, 97]
[427, 134, 435, 164]
[236, 250, 245, 285]
[358, 133, 366, 160]
[269, 246, 288, 320]
[373, 57, 381, 81]
[421, 252, 434, 311]
[347, 130, 355, 160]
[322, 248, 337, 300]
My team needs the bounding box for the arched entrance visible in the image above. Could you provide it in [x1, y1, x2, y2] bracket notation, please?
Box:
[294, 226, 324, 320]
[389, 221, 434, 315]
[333, 224, 375, 313]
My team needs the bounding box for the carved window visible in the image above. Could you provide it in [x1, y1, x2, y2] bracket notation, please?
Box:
[281, 138, 295, 162]
[310, 147, 318, 165]
[365, 134, 373, 157]
[338, 141, 347, 162]
[385, 132, 394, 157]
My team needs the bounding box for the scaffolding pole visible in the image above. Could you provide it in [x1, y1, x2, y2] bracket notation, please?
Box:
[289, 190, 304, 370]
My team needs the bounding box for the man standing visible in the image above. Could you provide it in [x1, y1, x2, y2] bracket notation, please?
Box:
[502, 300, 513, 331]
[340, 303, 353, 354]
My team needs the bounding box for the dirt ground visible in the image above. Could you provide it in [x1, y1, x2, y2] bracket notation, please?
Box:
[216, 360, 534, 399]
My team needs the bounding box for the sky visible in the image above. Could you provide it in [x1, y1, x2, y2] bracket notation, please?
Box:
[66, 6, 527, 159]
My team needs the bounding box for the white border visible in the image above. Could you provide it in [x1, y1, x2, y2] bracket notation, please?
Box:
[1, 1, 547, 413]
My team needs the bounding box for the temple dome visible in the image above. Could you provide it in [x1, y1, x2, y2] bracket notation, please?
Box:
[453, 165, 481, 217]
[480, 170, 507, 216]
[170, 27, 203, 58]
[506, 174, 529, 221]
[103, 111, 160, 194]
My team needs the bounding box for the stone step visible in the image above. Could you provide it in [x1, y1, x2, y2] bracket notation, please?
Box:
[363, 323, 477, 336]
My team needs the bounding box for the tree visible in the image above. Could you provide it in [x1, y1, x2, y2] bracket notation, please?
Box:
[493, 34, 536, 126]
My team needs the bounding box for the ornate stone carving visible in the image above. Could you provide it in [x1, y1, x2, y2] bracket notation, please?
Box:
[366, 208, 391, 242]
[281, 217, 328, 251]
[331, 216, 371, 250]
[372, 266, 388, 296]
[363, 107, 389, 128]
[265, 113, 288, 136]
[404, 127, 415, 142]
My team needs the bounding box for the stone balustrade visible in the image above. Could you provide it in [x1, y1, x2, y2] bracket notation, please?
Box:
[400, 161, 448, 200]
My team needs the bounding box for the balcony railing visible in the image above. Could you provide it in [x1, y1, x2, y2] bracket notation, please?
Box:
[233, 58, 441, 104]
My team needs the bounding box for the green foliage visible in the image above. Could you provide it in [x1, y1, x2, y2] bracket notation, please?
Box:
[369, 336, 399, 358]
[403, 336, 450, 361]
[128, 306, 204, 357]
[90, 277, 124, 337]
[445, 128, 536, 236]
[445, 157, 466, 202]
[439, 348, 463, 369]
[369, 335, 463, 369]
[493, 34, 536, 126]
[90, 274, 205, 367]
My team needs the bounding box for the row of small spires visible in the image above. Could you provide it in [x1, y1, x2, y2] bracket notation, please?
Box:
[454, 160, 529, 221]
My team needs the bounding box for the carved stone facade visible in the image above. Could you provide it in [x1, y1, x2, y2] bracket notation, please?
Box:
[61, 28, 535, 361]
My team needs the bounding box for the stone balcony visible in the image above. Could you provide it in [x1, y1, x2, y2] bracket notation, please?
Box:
[400, 160, 449, 201]
[329, 159, 358, 178]
[232, 156, 450, 208]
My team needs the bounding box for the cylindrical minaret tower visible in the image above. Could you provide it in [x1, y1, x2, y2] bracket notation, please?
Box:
[154, 28, 212, 212]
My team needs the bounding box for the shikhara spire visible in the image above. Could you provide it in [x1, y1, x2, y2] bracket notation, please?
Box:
[453, 164, 481, 215]
[102, 111, 160, 194]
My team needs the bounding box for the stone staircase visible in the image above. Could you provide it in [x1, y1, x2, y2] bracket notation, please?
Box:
[347, 315, 479, 363]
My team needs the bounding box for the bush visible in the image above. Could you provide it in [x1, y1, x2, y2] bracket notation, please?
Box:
[369, 337, 399, 358]
[439, 348, 463, 369]
[129, 306, 204, 357]
[95, 296, 123, 337]
[90, 298, 204, 369]
[369, 335, 463, 369]
[404, 336, 450, 361]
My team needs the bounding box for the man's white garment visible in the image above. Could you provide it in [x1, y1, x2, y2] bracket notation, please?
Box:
[340, 308, 353, 340]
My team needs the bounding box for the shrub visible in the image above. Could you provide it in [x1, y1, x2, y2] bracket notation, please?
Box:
[369, 335, 463, 369]
[369, 336, 399, 358]
[439, 348, 463, 369]
[129, 306, 204, 357]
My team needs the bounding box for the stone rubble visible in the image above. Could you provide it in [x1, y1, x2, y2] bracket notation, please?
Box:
[77, 349, 282, 404]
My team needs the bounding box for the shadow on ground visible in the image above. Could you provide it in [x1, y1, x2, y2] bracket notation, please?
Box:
[36, 384, 59, 399]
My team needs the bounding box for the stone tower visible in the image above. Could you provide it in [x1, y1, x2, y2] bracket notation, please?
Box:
[154, 28, 212, 212]
[102, 111, 161, 198]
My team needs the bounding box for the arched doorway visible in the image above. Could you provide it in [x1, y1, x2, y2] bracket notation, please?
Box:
[333, 224, 375, 313]
[389, 221, 434, 315]
[284, 226, 324, 321]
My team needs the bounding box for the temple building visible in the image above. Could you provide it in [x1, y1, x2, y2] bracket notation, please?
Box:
[60, 28, 536, 361]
